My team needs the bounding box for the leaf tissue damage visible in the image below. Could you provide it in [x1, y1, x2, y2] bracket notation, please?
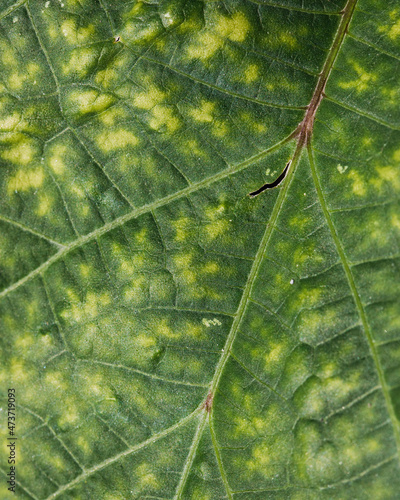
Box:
[0, 0, 400, 499]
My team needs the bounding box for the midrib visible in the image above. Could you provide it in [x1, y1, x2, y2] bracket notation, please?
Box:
[173, 0, 361, 497]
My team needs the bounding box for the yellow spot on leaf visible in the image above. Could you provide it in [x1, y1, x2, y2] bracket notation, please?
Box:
[149, 105, 181, 133]
[215, 12, 250, 42]
[190, 101, 215, 123]
[61, 19, 95, 44]
[244, 64, 259, 83]
[136, 334, 156, 348]
[48, 144, 67, 175]
[338, 60, 377, 93]
[375, 166, 400, 190]
[348, 170, 366, 196]
[187, 32, 222, 60]
[70, 90, 114, 115]
[3, 139, 36, 166]
[0, 112, 20, 131]
[157, 318, 178, 338]
[8, 168, 44, 194]
[96, 130, 139, 152]
[136, 464, 159, 489]
[63, 48, 96, 77]
[36, 194, 52, 216]
[133, 86, 166, 110]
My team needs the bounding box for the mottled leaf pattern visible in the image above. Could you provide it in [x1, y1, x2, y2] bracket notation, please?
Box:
[0, 0, 399, 499]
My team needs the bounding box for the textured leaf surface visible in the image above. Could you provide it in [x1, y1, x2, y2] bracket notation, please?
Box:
[0, 0, 400, 498]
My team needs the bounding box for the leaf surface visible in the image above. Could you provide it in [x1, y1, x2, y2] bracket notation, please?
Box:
[0, 0, 400, 498]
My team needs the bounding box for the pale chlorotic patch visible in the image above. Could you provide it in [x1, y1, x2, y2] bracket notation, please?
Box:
[186, 11, 250, 61]
[69, 90, 114, 115]
[338, 60, 377, 93]
[96, 130, 139, 152]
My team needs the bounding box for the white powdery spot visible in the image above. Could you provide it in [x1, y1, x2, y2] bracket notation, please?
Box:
[13, 16, 18, 23]
[202, 318, 222, 328]
[290, 279, 294, 285]
[337, 164, 348, 174]
[45, 0, 50, 7]
[161, 12, 174, 28]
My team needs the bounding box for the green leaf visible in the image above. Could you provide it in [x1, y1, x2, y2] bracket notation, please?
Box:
[0, 0, 399, 498]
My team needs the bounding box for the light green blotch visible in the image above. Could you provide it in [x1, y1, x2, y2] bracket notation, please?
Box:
[103, 494, 126, 500]
[48, 143, 67, 175]
[124, 21, 161, 43]
[278, 32, 298, 48]
[263, 342, 287, 369]
[156, 318, 181, 339]
[69, 89, 113, 115]
[296, 288, 323, 310]
[387, 18, 400, 40]
[7, 63, 40, 91]
[63, 48, 97, 77]
[180, 138, 206, 158]
[149, 105, 181, 133]
[173, 252, 197, 284]
[166, 350, 203, 377]
[171, 216, 192, 242]
[79, 371, 119, 414]
[0, 111, 21, 131]
[96, 129, 139, 152]
[77, 435, 93, 458]
[203, 205, 230, 240]
[186, 11, 250, 61]
[124, 276, 147, 305]
[98, 107, 128, 126]
[136, 463, 159, 489]
[70, 185, 86, 199]
[215, 11, 250, 42]
[323, 374, 356, 402]
[299, 308, 338, 345]
[369, 217, 392, 244]
[212, 120, 229, 138]
[289, 214, 311, 230]
[95, 67, 119, 89]
[244, 64, 259, 83]
[0, 45, 15, 67]
[160, 10, 179, 29]
[378, 8, 400, 41]
[239, 111, 267, 134]
[186, 31, 222, 60]
[246, 434, 290, 479]
[189, 101, 215, 123]
[119, 255, 145, 276]
[372, 166, 400, 191]
[296, 380, 326, 418]
[338, 60, 377, 92]
[7, 167, 44, 194]
[62, 291, 111, 323]
[61, 19, 95, 44]
[294, 421, 339, 484]
[392, 213, 400, 230]
[45, 370, 68, 391]
[57, 396, 81, 429]
[133, 86, 166, 110]
[2, 133, 39, 168]
[348, 170, 366, 196]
